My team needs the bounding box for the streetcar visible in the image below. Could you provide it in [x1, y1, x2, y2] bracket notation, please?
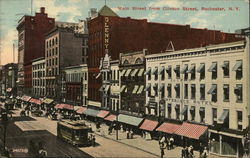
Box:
[57, 120, 91, 147]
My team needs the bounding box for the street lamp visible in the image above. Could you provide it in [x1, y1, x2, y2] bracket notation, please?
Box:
[116, 102, 119, 140]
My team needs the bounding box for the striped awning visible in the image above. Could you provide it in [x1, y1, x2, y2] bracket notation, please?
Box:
[54, 104, 74, 110]
[29, 98, 42, 105]
[232, 60, 242, 71]
[118, 114, 144, 126]
[137, 69, 144, 76]
[21, 95, 31, 102]
[125, 69, 132, 77]
[156, 122, 181, 134]
[175, 122, 208, 140]
[76, 107, 87, 114]
[131, 69, 139, 77]
[139, 119, 158, 131]
[137, 85, 144, 94]
[120, 69, 127, 76]
[83, 108, 100, 117]
[132, 85, 139, 94]
[104, 114, 117, 122]
[42, 98, 54, 104]
[97, 110, 110, 118]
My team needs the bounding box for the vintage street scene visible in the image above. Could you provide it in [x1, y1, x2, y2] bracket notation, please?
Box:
[0, 0, 249, 157]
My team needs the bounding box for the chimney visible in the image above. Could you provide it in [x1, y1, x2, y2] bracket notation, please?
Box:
[40, 7, 45, 14]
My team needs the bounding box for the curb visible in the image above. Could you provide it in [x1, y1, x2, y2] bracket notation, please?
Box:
[93, 131, 160, 157]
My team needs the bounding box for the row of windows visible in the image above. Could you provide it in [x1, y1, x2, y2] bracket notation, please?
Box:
[32, 79, 45, 87]
[46, 37, 58, 48]
[147, 60, 243, 81]
[32, 63, 45, 70]
[33, 71, 45, 78]
[65, 73, 83, 82]
[46, 47, 58, 57]
[46, 68, 59, 77]
[146, 83, 243, 103]
[46, 58, 58, 67]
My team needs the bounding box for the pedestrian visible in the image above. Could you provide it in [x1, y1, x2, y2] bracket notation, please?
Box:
[188, 145, 194, 158]
[89, 124, 93, 132]
[130, 130, 134, 139]
[126, 129, 129, 139]
[170, 136, 174, 149]
[160, 142, 166, 158]
[108, 126, 112, 135]
[201, 147, 208, 158]
[181, 146, 186, 158]
[167, 137, 171, 150]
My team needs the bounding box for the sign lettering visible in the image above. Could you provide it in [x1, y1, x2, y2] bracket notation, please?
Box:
[104, 17, 109, 54]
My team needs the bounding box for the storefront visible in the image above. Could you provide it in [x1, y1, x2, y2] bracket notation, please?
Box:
[139, 119, 159, 140]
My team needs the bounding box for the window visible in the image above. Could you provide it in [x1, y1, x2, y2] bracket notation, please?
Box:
[153, 83, 158, 96]
[159, 66, 165, 80]
[146, 67, 151, 80]
[168, 104, 172, 119]
[166, 66, 172, 79]
[208, 62, 217, 80]
[167, 84, 171, 98]
[174, 65, 180, 78]
[232, 60, 243, 80]
[191, 84, 196, 99]
[237, 111, 242, 130]
[190, 106, 195, 121]
[181, 64, 188, 80]
[222, 61, 229, 77]
[223, 84, 229, 102]
[199, 107, 205, 123]
[208, 84, 217, 102]
[212, 108, 217, 124]
[184, 84, 188, 99]
[174, 84, 180, 98]
[197, 63, 205, 80]
[175, 104, 180, 120]
[200, 84, 205, 100]
[234, 84, 242, 102]
[160, 84, 165, 99]
[152, 67, 158, 80]
[189, 64, 196, 80]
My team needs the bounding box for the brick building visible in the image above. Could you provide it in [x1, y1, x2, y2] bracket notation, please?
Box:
[16, 7, 55, 95]
[87, 5, 243, 106]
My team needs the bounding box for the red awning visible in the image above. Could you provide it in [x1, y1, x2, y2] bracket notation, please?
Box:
[97, 110, 110, 118]
[156, 123, 181, 134]
[139, 119, 158, 131]
[29, 98, 42, 105]
[76, 107, 87, 114]
[54, 104, 73, 110]
[104, 114, 117, 121]
[174, 122, 208, 140]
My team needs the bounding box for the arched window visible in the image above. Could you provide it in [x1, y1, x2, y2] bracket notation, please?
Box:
[135, 58, 142, 64]
[123, 60, 129, 65]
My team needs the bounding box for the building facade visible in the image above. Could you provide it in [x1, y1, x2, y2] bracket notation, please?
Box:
[110, 60, 120, 111]
[82, 64, 88, 106]
[16, 7, 55, 96]
[119, 50, 146, 117]
[45, 27, 87, 100]
[145, 39, 249, 157]
[63, 65, 85, 105]
[87, 5, 243, 106]
[32, 57, 45, 97]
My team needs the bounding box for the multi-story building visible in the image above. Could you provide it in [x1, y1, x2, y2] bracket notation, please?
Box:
[63, 65, 85, 105]
[145, 38, 249, 157]
[87, 5, 243, 107]
[45, 27, 87, 100]
[82, 64, 88, 106]
[110, 60, 120, 111]
[55, 20, 88, 34]
[16, 7, 55, 95]
[119, 50, 146, 117]
[0, 63, 18, 97]
[0, 66, 3, 95]
[32, 57, 45, 97]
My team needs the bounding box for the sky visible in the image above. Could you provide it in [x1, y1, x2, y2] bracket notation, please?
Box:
[0, 0, 249, 65]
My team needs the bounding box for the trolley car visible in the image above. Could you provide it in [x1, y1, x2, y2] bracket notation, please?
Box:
[57, 120, 91, 147]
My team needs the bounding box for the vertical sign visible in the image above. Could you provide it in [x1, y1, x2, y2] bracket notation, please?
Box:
[104, 17, 109, 54]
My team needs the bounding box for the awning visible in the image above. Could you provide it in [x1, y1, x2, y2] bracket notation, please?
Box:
[137, 85, 144, 94]
[175, 122, 208, 140]
[132, 85, 139, 94]
[174, 84, 180, 89]
[190, 106, 195, 111]
[125, 69, 132, 77]
[104, 114, 117, 122]
[166, 66, 171, 72]
[54, 104, 74, 110]
[76, 107, 87, 114]
[158, 67, 165, 75]
[221, 62, 229, 69]
[181, 106, 188, 115]
[83, 108, 100, 117]
[120, 69, 127, 76]
[199, 107, 205, 112]
[139, 119, 158, 131]
[156, 122, 181, 134]
[208, 62, 217, 72]
[232, 60, 242, 71]
[42, 98, 54, 104]
[118, 114, 144, 126]
[145, 67, 151, 75]
[120, 85, 126, 93]
[131, 69, 139, 77]
[104, 85, 110, 92]
[95, 73, 101, 79]
[29, 98, 42, 105]
[197, 63, 205, 73]
[158, 84, 164, 92]
[187, 65, 195, 73]
[181, 65, 188, 73]
[218, 109, 229, 123]
[207, 85, 217, 95]
[137, 69, 144, 76]
[74, 106, 81, 111]
[21, 95, 31, 102]
[6, 88, 12, 92]
[153, 83, 158, 89]
[234, 85, 242, 94]
[97, 110, 110, 118]
[151, 67, 158, 75]
[144, 84, 151, 91]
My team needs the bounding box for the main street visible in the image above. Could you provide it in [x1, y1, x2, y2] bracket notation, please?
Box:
[0, 103, 157, 158]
